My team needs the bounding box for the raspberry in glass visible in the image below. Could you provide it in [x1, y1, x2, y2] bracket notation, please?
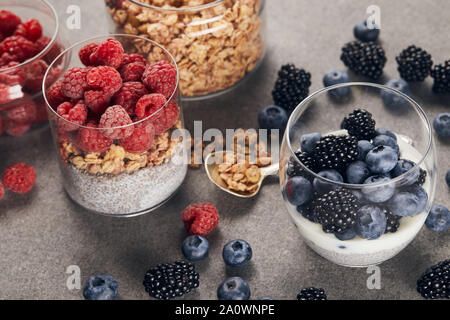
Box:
[14, 19, 43, 41]
[3, 118, 31, 136]
[57, 101, 88, 131]
[76, 123, 113, 153]
[112, 81, 147, 116]
[46, 80, 67, 109]
[99, 105, 134, 139]
[78, 42, 99, 66]
[61, 67, 90, 100]
[84, 89, 110, 115]
[6, 98, 37, 123]
[0, 10, 21, 37]
[89, 38, 124, 69]
[0, 61, 26, 86]
[0, 36, 38, 63]
[86, 66, 122, 97]
[119, 121, 155, 154]
[142, 60, 177, 99]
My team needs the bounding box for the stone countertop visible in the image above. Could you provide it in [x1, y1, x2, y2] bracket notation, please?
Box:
[0, 0, 449, 300]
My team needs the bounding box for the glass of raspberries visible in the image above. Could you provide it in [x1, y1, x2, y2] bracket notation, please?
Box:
[43, 35, 187, 217]
[279, 82, 437, 267]
[0, 1, 64, 138]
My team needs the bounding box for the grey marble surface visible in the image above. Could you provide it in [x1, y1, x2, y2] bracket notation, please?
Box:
[0, 0, 449, 300]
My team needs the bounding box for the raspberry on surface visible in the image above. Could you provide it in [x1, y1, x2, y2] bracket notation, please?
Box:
[84, 89, 110, 114]
[0, 10, 22, 37]
[78, 42, 99, 66]
[99, 105, 134, 140]
[23, 59, 48, 93]
[61, 67, 90, 100]
[57, 101, 88, 131]
[86, 66, 122, 97]
[6, 98, 37, 123]
[119, 121, 155, 153]
[2, 162, 37, 194]
[141, 60, 177, 99]
[0, 36, 38, 63]
[89, 38, 124, 69]
[112, 81, 148, 116]
[135, 93, 167, 120]
[46, 80, 67, 109]
[0, 181, 4, 200]
[0, 61, 26, 86]
[75, 123, 113, 153]
[119, 62, 146, 82]
[3, 118, 31, 136]
[181, 202, 220, 236]
[14, 19, 43, 41]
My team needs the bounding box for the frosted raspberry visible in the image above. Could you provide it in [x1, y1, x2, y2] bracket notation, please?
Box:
[181, 202, 220, 236]
[112, 81, 147, 116]
[120, 53, 146, 67]
[0, 52, 18, 66]
[120, 121, 155, 153]
[0, 61, 26, 86]
[57, 101, 88, 131]
[86, 66, 122, 97]
[141, 60, 177, 99]
[136, 94, 179, 135]
[0, 10, 21, 37]
[6, 98, 37, 123]
[14, 19, 43, 41]
[135, 93, 167, 119]
[46, 80, 67, 109]
[152, 100, 179, 135]
[61, 67, 90, 100]
[0, 181, 4, 200]
[99, 105, 134, 140]
[84, 89, 110, 114]
[79, 42, 98, 66]
[4, 118, 31, 136]
[23, 59, 48, 92]
[90, 38, 124, 69]
[76, 123, 113, 153]
[119, 62, 146, 82]
[2, 162, 37, 194]
[0, 36, 38, 63]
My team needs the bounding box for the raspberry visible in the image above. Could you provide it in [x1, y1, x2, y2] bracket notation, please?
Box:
[23, 59, 48, 92]
[6, 98, 37, 123]
[90, 38, 124, 69]
[14, 19, 43, 41]
[120, 53, 146, 67]
[152, 100, 179, 135]
[36, 36, 62, 64]
[181, 202, 220, 236]
[76, 123, 113, 153]
[78, 43, 98, 66]
[0, 36, 38, 63]
[4, 118, 31, 136]
[84, 89, 110, 114]
[0, 53, 17, 66]
[0, 181, 4, 200]
[0, 10, 21, 37]
[112, 81, 148, 115]
[2, 162, 37, 194]
[46, 80, 67, 109]
[0, 83, 11, 104]
[136, 94, 179, 135]
[86, 66, 122, 97]
[119, 62, 146, 82]
[99, 105, 134, 139]
[57, 101, 88, 131]
[135, 93, 167, 119]
[142, 60, 177, 99]
[120, 121, 155, 153]
[61, 67, 90, 100]
[0, 61, 26, 86]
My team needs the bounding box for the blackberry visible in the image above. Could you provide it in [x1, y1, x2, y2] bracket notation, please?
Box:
[287, 151, 318, 176]
[296, 195, 318, 222]
[297, 287, 327, 300]
[384, 208, 401, 233]
[143, 261, 199, 300]
[313, 189, 360, 234]
[396, 45, 433, 82]
[430, 60, 450, 93]
[272, 64, 311, 114]
[314, 135, 359, 172]
[342, 109, 376, 140]
[340, 40, 387, 79]
[417, 260, 450, 299]
[417, 168, 427, 186]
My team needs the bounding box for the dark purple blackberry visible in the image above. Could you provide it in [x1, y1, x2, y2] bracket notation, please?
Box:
[431, 60, 450, 93]
[342, 109, 376, 140]
[287, 151, 318, 177]
[143, 261, 199, 300]
[272, 64, 311, 114]
[297, 287, 327, 300]
[396, 45, 433, 82]
[417, 260, 450, 299]
[296, 196, 317, 222]
[384, 208, 401, 233]
[313, 135, 359, 172]
[340, 40, 387, 79]
[313, 189, 361, 234]
[417, 168, 427, 186]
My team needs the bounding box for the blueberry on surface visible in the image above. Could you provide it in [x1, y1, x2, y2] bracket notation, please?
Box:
[353, 20, 380, 42]
[362, 175, 395, 203]
[365, 146, 398, 174]
[357, 140, 374, 161]
[182, 235, 210, 262]
[286, 176, 313, 206]
[374, 127, 397, 141]
[323, 69, 350, 97]
[346, 161, 371, 184]
[222, 240, 252, 267]
[372, 135, 400, 154]
[335, 228, 357, 241]
[217, 277, 251, 300]
[433, 113, 450, 137]
[392, 159, 420, 186]
[388, 186, 428, 217]
[355, 205, 387, 240]
[425, 205, 450, 232]
[258, 105, 288, 131]
[301, 132, 321, 154]
[313, 169, 344, 194]
[381, 79, 411, 107]
[83, 274, 118, 300]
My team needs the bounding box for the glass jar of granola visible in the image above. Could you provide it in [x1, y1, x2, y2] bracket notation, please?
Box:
[105, 0, 266, 99]
[43, 35, 188, 217]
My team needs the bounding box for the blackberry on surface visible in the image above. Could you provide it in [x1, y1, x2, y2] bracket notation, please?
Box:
[396, 45, 433, 82]
[313, 189, 361, 234]
[340, 40, 387, 79]
[297, 287, 327, 300]
[143, 261, 199, 300]
[313, 135, 359, 172]
[430, 60, 450, 93]
[272, 64, 311, 114]
[417, 260, 450, 300]
[342, 109, 376, 140]
[384, 208, 401, 233]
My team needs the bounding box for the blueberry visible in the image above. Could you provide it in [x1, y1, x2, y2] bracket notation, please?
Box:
[392, 159, 420, 186]
[353, 20, 380, 42]
[388, 186, 428, 216]
[446, 170, 450, 187]
[323, 70, 350, 97]
[355, 205, 387, 240]
[217, 277, 251, 300]
[365, 146, 398, 174]
[372, 135, 400, 154]
[182, 235, 210, 262]
[346, 161, 371, 184]
[301, 132, 321, 153]
[375, 127, 397, 141]
[433, 113, 450, 137]
[286, 176, 313, 206]
[425, 205, 450, 232]
[258, 105, 288, 131]
[335, 228, 357, 241]
[357, 140, 374, 161]
[222, 240, 252, 267]
[313, 169, 343, 194]
[381, 79, 411, 107]
[83, 274, 118, 300]
[362, 175, 396, 203]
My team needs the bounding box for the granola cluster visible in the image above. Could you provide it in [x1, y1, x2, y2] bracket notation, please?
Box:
[105, 0, 264, 96]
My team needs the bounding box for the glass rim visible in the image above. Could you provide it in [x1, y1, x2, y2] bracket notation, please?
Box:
[0, 0, 59, 73]
[285, 82, 433, 189]
[130, 0, 225, 12]
[42, 33, 180, 131]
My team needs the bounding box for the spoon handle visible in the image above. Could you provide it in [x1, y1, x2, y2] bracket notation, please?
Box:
[261, 163, 279, 177]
